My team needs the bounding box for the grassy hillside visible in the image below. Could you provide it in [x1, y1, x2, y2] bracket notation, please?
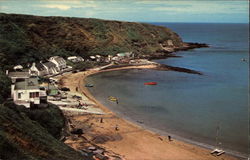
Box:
[0, 102, 89, 160]
[0, 13, 184, 70]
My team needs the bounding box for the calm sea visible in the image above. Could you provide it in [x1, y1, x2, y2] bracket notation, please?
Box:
[86, 23, 249, 158]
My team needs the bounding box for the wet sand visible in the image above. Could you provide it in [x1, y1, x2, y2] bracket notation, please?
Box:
[59, 65, 238, 160]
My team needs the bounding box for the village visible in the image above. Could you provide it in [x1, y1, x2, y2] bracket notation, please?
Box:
[6, 52, 157, 112]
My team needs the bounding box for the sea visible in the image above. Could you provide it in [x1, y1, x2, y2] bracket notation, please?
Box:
[85, 23, 249, 158]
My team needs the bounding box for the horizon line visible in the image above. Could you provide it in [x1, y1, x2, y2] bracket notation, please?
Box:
[1, 12, 248, 24]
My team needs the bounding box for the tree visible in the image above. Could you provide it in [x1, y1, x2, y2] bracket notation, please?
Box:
[0, 71, 11, 104]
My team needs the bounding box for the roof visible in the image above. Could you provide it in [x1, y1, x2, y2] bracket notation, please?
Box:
[50, 56, 66, 65]
[67, 56, 78, 60]
[36, 63, 46, 71]
[117, 53, 126, 57]
[13, 65, 23, 70]
[43, 61, 57, 68]
[15, 78, 39, 90]
[8, 72, 30, 78]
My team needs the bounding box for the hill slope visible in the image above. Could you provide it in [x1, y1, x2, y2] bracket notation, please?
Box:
[0, 13, 186, 70]
[0, 102, 89, 160]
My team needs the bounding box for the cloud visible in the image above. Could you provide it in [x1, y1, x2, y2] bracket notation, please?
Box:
[0, 0, 248, 23]
[37, 1, 97, 10]
[38, 4, 71, 10]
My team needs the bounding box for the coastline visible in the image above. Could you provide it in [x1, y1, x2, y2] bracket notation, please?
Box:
[59, 65, 238, 160]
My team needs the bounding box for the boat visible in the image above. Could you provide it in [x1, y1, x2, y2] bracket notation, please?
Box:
[85, 84, 94, 87]
[144, 82, 157, 85]
[108, 96, 118, 102]
[241, 58, 247, 62]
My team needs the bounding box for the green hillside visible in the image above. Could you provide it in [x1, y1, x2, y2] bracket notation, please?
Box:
[0, 13, 185, 70]
[0, 102, 89, 160]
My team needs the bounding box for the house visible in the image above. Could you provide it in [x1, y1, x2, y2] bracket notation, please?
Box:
[67, 56, 84, 63]
[29, 62, 48, 76]
[90, 56, 96, 61]
[7, 71, 30, 98]
[13, 78, 42, 108]
[95, 55, 102, 62]
[49, 56, 67, 71]
[117, 52, 133, 58]
[42, 61, 58, 75]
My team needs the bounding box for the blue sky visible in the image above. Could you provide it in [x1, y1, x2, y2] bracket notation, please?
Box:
[0, 0, 249, 23]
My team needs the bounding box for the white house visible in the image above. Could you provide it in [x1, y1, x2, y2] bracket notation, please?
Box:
[29, 62, 48, 76]
[42, 61, 58, 75]
[49, 56, 67, 71]
[13, 78, 41, 108]
[117, 52, 133, 58]
[90, 56, 96, 61]
[7, 71, 30, 98]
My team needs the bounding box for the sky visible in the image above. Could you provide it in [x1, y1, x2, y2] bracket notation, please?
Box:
[0, 0, 249, 23]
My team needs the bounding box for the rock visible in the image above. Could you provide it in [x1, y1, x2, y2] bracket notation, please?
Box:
[70, 128, 83, 135]
[95, 153, 109, 160]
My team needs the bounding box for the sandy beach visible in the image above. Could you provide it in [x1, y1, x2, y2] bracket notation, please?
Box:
[59, 65, 238, 160]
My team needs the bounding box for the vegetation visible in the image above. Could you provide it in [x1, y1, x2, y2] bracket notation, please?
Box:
[68, 61, 109, 71]
[0, 13, 184, 71]
[0, 102, 89, 160]
[0, 71, 11, 104]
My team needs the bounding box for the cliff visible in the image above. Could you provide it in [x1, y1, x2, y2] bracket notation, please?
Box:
[0, 13, 196, 70]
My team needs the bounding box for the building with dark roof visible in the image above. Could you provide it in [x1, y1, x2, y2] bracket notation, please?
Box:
[42, 61, 59, 75]
[29, 62, 48, 76]
[49, 56, 67, 71]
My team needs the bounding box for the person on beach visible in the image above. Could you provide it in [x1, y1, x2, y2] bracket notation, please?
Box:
[168, 135, 172, 141]
[115, 124, 119, 131]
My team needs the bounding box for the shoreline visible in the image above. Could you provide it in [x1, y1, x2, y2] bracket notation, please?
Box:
[59, 64, 238, 160]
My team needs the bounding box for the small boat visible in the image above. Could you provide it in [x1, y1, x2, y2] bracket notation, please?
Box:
[144, 82, 157, 85]
[85, 84, 94, 87]
[108, 96, 118, 102]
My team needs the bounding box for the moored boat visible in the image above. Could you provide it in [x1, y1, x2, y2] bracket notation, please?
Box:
[85, 84, 94, 87]
[144, 82, 157, 85]
[108, 96, 118, 102]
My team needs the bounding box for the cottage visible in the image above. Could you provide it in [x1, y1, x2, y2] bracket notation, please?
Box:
[95, 55, 102, 62]
[49, 56, 67, 71]
[90, 56, 96, 61]
[13, 78, 42, 108]
[29, 62, 48, 76]
[8, 71, 31, 98]
[42, 61, 58, 75]
[117, 52, 133, 58]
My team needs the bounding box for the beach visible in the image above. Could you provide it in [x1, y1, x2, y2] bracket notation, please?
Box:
[59, 65, 238, 160]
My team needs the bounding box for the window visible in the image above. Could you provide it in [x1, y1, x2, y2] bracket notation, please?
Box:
[29, 92, 39, 98]
[18, 93, 21, 99]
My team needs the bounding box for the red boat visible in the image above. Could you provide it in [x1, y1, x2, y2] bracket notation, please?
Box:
[144, 82, 157, 85]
